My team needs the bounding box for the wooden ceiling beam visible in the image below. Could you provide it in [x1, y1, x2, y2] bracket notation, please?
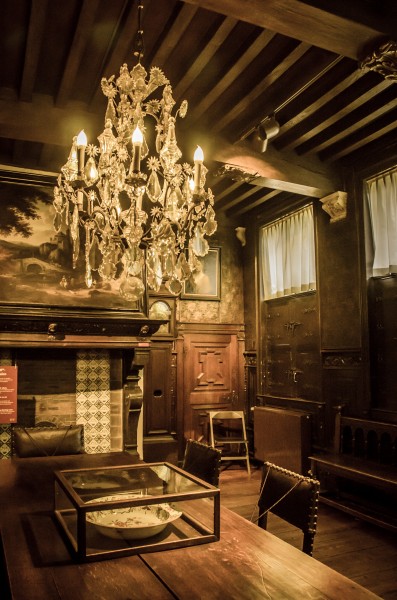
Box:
[231, 189, 283, 217]
[211, 181, 242, 203]
[189, 29, 275, 122]
[173, 16, 237, 100]
[213, 139, 340, 197]
[218, 185, 263, 212]
[20, 0, 48, 102]
[213, 42, 310, 135]
[276, 67, 364, 141]
[321, 110, 397, 162]
[182, 0, 392, 60]
[150, 4, 199, 68]
[0, 94, 340, 197]
[55, 0, 101, 108]
[0, 96, 101, 147]
[279, 79, 392, 152]
[303, 97, 397, 155]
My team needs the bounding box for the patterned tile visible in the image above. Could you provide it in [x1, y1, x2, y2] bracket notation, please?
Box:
[75, 350, 111, 453]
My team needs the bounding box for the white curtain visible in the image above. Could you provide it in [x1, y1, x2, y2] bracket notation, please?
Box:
[260, 204, 316, 300]
[365, 168, 397, 277]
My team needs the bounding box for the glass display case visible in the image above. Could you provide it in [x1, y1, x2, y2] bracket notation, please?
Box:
[54, 462, 220, 562]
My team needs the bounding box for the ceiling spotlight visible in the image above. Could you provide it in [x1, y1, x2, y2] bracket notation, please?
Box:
[254, 115, 280, 152]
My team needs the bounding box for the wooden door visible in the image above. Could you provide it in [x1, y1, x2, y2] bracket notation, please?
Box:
[181, 330, 242, 442]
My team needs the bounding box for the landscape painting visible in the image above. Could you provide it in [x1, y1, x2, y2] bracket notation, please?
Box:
[0, 173, 141, 313]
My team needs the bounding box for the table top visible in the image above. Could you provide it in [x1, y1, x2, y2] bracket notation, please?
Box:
[0, 452, 381, 600]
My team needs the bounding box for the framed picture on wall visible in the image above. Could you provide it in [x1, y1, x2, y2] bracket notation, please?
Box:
[0, 169, 153, 337]
[181, 247, 221, 301]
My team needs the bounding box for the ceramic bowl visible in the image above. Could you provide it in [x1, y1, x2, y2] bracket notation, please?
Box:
[86, 494, 182, 540]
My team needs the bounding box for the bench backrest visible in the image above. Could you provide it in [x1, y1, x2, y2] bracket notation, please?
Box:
[337, 415, 397, 466]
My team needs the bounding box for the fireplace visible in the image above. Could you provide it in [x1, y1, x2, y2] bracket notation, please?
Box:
[0, 346, 149, 459]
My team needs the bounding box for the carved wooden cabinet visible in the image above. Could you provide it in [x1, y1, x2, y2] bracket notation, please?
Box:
[262, 293, 321, 402]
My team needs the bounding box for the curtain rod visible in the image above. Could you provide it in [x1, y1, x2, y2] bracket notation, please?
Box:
[260, 202, 312, 230]
[365, 164, 397, 185]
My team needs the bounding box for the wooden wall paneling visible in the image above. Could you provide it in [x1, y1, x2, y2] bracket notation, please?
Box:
[241, 218, 259, 354]
[293, 293, 322, 402]
[262, 293, 321, 402]
[243, 350, 257, 427]
[263, 298, 292, 398]
[316, 194, 362, 350]
[142, 341, 178, 463]
[368, 276, 397, 416]
[322, 351, 367, 448]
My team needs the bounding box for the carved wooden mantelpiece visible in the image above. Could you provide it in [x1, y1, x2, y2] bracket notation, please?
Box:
[0, 313, 166, 348]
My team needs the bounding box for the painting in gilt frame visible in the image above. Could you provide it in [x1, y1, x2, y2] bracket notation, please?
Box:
[182, 247, 221, 301]
[0, 170, 147, 334]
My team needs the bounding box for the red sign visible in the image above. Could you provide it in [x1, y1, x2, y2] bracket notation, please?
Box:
[0, 366, 18, 423]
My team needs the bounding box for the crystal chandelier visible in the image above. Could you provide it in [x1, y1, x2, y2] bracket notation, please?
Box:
[53, 1, 216, 302]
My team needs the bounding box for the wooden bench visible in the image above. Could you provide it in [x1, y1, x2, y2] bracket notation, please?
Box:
[310, 408, 397, 533]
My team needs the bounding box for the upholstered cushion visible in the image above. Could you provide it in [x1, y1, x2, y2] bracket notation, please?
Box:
[13, 425, 84, 457]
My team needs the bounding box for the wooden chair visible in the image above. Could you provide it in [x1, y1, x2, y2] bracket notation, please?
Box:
[12, 424, 85, 457]
[182, 439, 222, 486]
[257, 461, 320, 556]
[209, 410, 250, 475]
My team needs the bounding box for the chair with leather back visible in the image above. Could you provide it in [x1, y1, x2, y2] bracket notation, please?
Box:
[182, 439, 222, 486]
[12, 423, 85, 457]
[209, 410, 250, 475]
[257, 461, 320, 556]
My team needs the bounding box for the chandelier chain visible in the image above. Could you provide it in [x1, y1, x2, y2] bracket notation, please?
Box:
[133, 1, 145, 62]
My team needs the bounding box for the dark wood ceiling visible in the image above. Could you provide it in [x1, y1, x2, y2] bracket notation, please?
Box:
[0, 0, 396, 219]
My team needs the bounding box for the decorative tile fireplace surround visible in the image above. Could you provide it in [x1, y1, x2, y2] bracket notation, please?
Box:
[0, 348, 143, 459]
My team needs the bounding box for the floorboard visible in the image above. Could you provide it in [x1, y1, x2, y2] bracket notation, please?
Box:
[219, 463, 397, 600]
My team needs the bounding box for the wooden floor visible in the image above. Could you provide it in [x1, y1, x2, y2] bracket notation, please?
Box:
[219, 463, 397, 600]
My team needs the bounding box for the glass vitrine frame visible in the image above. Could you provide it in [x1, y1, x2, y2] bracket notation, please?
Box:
[54, 461, 220, 562]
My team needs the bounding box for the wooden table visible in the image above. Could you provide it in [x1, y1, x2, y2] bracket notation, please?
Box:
[0, 452, 381, 600]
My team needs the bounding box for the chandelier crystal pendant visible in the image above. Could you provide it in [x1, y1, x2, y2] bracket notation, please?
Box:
[53, 3, 217, 302]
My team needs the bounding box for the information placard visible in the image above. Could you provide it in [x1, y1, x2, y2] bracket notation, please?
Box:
[0, 366, 18, 423]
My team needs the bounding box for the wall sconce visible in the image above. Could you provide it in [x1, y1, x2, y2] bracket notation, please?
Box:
[254, 115, 280, 152]
[235, 227, 246, 246]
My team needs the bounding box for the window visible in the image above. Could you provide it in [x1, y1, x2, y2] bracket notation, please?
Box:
[364, 167, 397, 278]
[260, 204, 316, 300]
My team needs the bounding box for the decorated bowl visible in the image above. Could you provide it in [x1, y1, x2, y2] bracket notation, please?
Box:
[86, 494, 182, 540]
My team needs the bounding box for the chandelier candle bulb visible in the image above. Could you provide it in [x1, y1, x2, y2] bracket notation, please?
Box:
[77, 190, 84, 210]
[132, 126, 143, 172]
[76, 130, 87, 175]
[194, 146, 204, 192]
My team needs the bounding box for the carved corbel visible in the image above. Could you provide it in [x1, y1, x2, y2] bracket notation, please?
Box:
[360, 40, 397, 82]
[214, 164, 258, 183]
[320, 191, 347, 223]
